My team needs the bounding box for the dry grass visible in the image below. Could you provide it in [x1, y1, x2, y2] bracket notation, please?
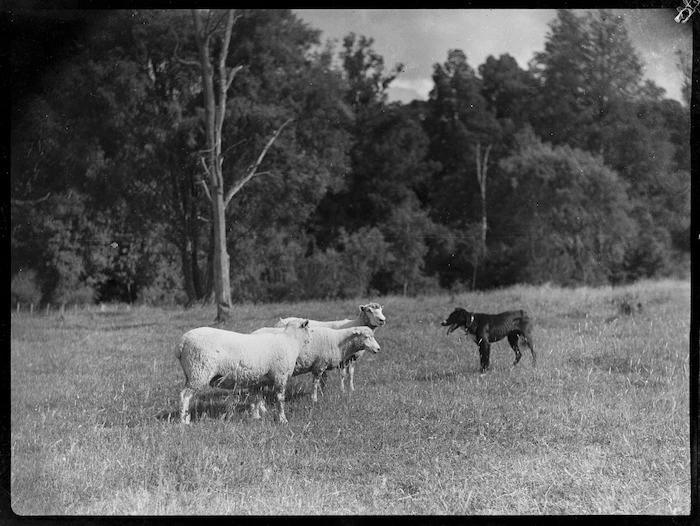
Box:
[10, 279, 692, 515]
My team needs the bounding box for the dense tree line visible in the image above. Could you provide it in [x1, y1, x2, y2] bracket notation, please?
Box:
[11, 9, 691, 306]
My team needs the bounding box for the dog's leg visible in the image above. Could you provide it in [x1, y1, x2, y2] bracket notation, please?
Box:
[478, 340, 491, 373]
[518, 317, 537, 367]
[523, 336, 536, 367]
[508, 333, 522, 366]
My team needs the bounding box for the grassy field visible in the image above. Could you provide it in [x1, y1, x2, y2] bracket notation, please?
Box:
[10, 279, 692, 515]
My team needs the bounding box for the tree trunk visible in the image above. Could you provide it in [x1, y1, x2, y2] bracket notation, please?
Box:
[189, 10, 292, 321]
[180, 235, 206, 305]
[192, 10, 235, 322]
[211, 185, 232, 317]
[473, 141, 491, 290]
[180, 242, 197, 303]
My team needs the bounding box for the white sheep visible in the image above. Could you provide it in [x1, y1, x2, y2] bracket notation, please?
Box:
[253, 325, 381, 402]
[175, 321, 310, 425]
[274, 302, 386, 393]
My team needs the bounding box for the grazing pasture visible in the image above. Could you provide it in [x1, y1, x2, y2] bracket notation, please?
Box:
[10, 280, 691, 515]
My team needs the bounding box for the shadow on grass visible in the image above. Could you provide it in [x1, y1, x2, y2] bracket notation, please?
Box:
[49, 320, 161, 331]
[569, 355, 667, 389]
[149, 385, 314, 424]
[79, 322, 160, 331]
[570, 355, 640, 374]
[413, 368, 472, 382]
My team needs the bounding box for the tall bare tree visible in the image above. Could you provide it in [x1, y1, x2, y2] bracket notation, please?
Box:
[472, 141, 491, 290]
[188, 9, 292, 321]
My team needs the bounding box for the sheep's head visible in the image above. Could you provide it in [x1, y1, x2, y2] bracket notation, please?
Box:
[441, 308, 473, 335]
[360, 303, 386, 328]
[283, 319, 311, 345]
[353, 326, 381, 353]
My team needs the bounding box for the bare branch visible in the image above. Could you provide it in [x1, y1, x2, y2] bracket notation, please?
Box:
[215, 10, 236, 143]
[11, 192, 51, 206]
[218, 10, 235, 76]
[191, 10, 212, 61]
[169, 26, 201, 69]
[483, 144, 491, 175]
[200, 156, 216, 188]
[226, 64, 244, 91]
[480, 144, 491, 199]
[203, 9, 212, 35]
[475, 141, 481, 184]
[208, 10, 227, 36]
[222, 138, 247, 158]
[197, 179, 212, 202]
[224, 119, 294, 208]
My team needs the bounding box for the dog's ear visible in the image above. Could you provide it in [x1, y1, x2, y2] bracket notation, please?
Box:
[459, 309, 469, 325]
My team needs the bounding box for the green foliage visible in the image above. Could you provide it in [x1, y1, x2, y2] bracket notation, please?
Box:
[10, 9, 689, 304]
[424, 49, 500, 232]
[337, 227, 391, 298]
[11, 269, 43, 306]
[498, 131, 635, 286]
[378, 198, 435, 296]
[479, 53, 538, 128]
[341, 32, 403, 111]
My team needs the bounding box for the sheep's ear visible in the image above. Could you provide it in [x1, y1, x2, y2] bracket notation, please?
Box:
[359, 305, 366, 312]
[300, 320, 309, 328]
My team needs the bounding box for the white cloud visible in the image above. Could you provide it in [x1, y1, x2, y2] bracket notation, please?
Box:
[389, 77, 434, 102]
[296, 9, 690, 104]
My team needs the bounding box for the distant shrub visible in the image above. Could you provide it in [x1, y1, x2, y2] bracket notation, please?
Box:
[11, 269, 43, 306]
[50, 282, 96, 306]
[139, 283, 189, 306]
[295, 249, 345, 300]
[620, 227, 670, 283]
[336, 227, 391, 298]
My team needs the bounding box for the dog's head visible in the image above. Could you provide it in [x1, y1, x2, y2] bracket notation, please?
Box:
[441, 308, 475, 335]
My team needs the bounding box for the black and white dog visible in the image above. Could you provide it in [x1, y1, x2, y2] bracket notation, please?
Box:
[442, 308, 536, 373]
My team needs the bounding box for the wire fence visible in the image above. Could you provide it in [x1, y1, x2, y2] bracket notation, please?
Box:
[12, 302, 136, 317]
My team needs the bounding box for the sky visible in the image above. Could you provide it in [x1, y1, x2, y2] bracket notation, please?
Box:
[293, 9, 692, 104]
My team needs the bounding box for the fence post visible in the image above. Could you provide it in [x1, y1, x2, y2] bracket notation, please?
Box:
[16, 303, 20, 313]
[30, 303, 34, 316]
[46, 304, 50, 317]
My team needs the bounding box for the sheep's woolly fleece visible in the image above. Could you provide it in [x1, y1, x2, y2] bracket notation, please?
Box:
[252, 325, 378, 374]
[176, 325, 308, 390]
[276, 302, 386, 330]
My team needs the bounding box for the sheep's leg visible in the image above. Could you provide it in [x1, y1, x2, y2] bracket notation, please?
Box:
[251, 399, 267, 420]
[180, 386, 196, 424]
[250, 387, 266, 419]
[508, 333, 522, 366]
[312, 373, 322, 403]
[347, 361, 356, 391]
[340, 366, 347, 393]
[274, 381, 288, 424]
